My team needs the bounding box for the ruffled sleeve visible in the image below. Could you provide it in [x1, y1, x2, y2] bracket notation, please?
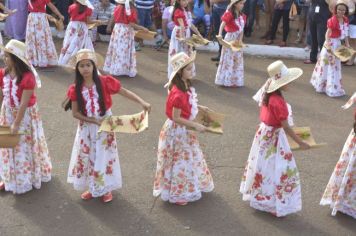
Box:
[128, 8, 138, 23]
[67, 84, 77, 101]
[170, 88, 184, 110]
[86, 7, 93, 17]
[221, 11, 233, 24]
[68, 4, 75, 14]
[20, 72, 36, 90]
[173, 8, 185, 22]
[327, 16, 337, 30]
[102, 75, 121, 95]
[0, 68, 5, 88]
[270, 95, 288, 123]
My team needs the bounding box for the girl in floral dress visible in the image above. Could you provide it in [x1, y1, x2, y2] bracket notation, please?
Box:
[215, 0, 246, 87]
[320, 93, 356, 219]
[58, 0, 104, 66]
[167, 0, 202, 79]
[153, 51, 214, 205]
[103, 0, 148, 77]
[0, 40, 51, 194]
[240, 60, 310, 217]
[64, 49, 150, 203]
[26, 0, 64, 67]
[310, 0, 350, 97]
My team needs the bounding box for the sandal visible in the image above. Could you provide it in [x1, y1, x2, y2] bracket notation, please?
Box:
[81, 191, 93, 200]
[102, 192, 113, 203]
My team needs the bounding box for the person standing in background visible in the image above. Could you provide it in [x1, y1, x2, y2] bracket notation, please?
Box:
[4, 0, 28, 41]
[243, 0, 257, 37]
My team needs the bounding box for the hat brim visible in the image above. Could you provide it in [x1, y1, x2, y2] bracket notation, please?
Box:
[266, 68, 303, 93]
[0, 45, 32, 69]
[66, 52, 105, 70]
[227, 0, 246, 10]
[76, 0, 88, 6]
[164, 51, 196, 88]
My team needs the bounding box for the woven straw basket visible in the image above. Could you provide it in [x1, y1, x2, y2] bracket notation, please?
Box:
[0, 126, 22, 148]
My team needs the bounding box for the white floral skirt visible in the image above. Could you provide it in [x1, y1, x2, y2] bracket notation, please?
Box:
[240, 123, 302, 217]
[167, 26, 195, 79]
[103, 23, 136, 77]
[58, 21, 94, 66]
[153, 119, 214, 203]
[310, 38, 345, 97]
[67, 120, 122, 197]
[320, 129, 356, 219]
[0, 104, 51, 194]
[215, 31, 244, 87]
[25, 12, 58, 67]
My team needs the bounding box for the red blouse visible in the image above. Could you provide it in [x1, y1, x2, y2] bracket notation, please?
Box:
[67, 75, 121, 114]
[28, 0, 50, 13]
[173, 8, 188, 27]
[0, 69, 37, 107]
[221, 11, 247, 32]
[166, 85, 191, 120]
[260, 93, 288, 128]
[113, 5, 137, 24]
[68, 3, 93, 22]
[327, 15, 349, 38]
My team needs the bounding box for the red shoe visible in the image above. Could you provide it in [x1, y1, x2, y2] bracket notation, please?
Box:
[81, 191, 93, 200]
[0, 181, 4, 190]
[175, 201, 188, 206]
[102, 192, 113, 203]
[303, 59, 316, 64]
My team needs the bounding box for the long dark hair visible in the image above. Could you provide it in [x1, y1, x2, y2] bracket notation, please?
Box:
[262, 90, 283, 106]
[5, 53, 32, 85]
[228, 1, 243, 19]
[168, 66, 191, 92]
[172, 0, 184, 21]
[67, 61, 107, 116]
[77, 1, 87, 14]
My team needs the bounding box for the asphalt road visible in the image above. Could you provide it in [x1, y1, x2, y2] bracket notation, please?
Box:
[0, 41, 355, 236]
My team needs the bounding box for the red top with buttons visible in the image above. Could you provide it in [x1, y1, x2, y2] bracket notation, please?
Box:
[327, 15, 349, 38]
[166, 85, 191, 120]
[68, 3, 93, 22]
[67, 75, 121, 115]
[221, 11, 247, 32]
[28, 0, 50, 13]
[113, 5, 137, 24]
[0, 69, 37, 107]
[173, 8, 188, 27]
[260, 93, 289, 128]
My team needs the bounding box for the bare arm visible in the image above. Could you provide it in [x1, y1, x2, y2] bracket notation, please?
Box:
[0, 90, 3, 109]
[172, 107, 206, 132]
[177, 18, 185, 38]
[281, 120, 310, 150]
[190, 23, 202, 37]
[118, 88, 151, 113]
[11, 90, 32, 133]
[47, 2, 64, 21]
[129, 22, 148, 31]
[218, 21, 226, 36]
[71, 101, 101, 125]
[106, 15, 115, 33]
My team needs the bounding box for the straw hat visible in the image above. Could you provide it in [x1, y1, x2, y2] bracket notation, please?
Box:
[227, 0, 246, 10]
[76, 0, 88, 6]
[266, 60, 303, 93]
[68, 49, 105, 69]
[328, 0, 356, 14]
[115, 0, 132, 4]
[164, 51, 196, 88]
[0, 40, 42, 88]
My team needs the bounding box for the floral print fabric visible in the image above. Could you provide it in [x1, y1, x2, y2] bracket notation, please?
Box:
[103, 23, 136, 77]
[310, 23, 349, 97]
[0, 75, 51, 194]
[215, 16, 245, 87]
[58, 21, 94, 66]
[26, 12, 58, 67]
[320, 129, 356, 219]
[240, 123, 302, 217]
[67, 86, 122, 197]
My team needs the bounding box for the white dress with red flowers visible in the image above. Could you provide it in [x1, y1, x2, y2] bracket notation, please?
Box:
[215, 15, 245, 87]
[67, 85, 122, 197]
[103, 23, 136, 77]
[0, 74, 51, 194]
[153, 87, 214, 203]
[240, 121, 302, 217]
[320, 129, 356, 219]
[310, 22, 348, 97]
[26, 12, 58, 67]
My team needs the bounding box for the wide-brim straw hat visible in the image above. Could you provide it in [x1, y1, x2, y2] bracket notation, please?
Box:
[266, 60, 303, 93]
[0, 40, 42, 88]
[164, 51, 196, 88]
[68, 49, 105, 69]
[76, 0, 88, 6]
[226, 0, 246, 10]
[116, 0, 126, 3]
[328, 0, 355, 14]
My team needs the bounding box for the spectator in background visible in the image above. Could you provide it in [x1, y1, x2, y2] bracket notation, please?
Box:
[5, 0, 28, 41]
[346, 1, 355, 66]
[162, 0, 175, 42]
[243, 0, 257, 37]
[304, 0, 330, 64]
[294, 0, 310, 44]
[54, 0, 71, 25]
[260, 0, 275, 39]
[92, 0, 116, 41]
[135, 0, 156, 30]
[210, 0, 229, 62]
[192, 0, 211, 37]
[265, 0, 293, 47]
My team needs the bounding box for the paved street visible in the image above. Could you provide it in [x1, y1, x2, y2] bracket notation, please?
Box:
[0, 41, 355, 236]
